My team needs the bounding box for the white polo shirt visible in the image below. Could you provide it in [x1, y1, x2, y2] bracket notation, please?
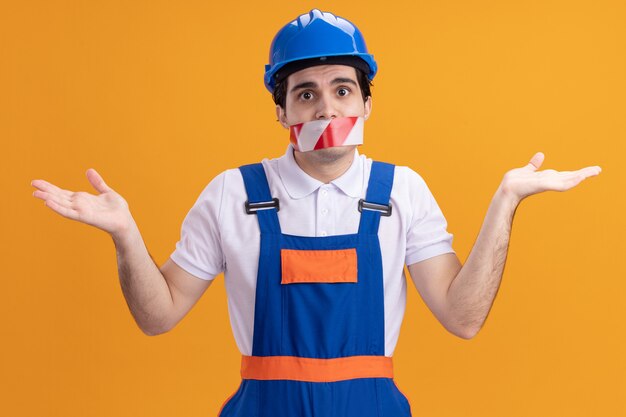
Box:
[170, 144, 455, 356]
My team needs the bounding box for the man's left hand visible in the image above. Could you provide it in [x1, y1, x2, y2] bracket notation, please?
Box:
[499, 152, 602, 205]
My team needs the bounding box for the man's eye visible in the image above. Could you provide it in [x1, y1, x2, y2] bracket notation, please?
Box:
[337, 88, 349, 97]
[301, 91, 313, 100]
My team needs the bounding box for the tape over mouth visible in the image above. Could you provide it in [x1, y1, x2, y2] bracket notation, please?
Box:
[289, 116, 364, 152]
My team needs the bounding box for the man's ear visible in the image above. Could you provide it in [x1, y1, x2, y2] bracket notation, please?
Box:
[363, 96, 372, 120]
[276, 105, 290, 129]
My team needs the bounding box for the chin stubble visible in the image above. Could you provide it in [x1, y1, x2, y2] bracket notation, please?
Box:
[307, 147, 353, 165]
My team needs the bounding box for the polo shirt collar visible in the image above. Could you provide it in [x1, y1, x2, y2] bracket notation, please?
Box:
[278, 144, 363, 199]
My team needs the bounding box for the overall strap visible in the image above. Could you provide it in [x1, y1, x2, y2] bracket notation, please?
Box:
[239, 163, 281, 234]
[358, 161, 395, 235]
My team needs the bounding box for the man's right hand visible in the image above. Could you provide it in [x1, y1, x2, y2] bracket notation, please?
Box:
[32, 168, 205, 336]
[31, 168, 134, 238]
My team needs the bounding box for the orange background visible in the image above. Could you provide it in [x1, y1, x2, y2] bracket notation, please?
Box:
[3, 0, 625, 416]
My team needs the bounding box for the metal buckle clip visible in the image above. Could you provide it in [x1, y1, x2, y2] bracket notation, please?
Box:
[245, 198, 280, 214]
[358, 199, 392, 217]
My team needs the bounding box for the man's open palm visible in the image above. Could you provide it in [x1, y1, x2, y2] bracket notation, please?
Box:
[501, 152, 602, 203]
[32, 169, 133, 236]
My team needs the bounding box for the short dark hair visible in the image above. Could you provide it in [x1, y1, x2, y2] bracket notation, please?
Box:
[273, 66, 372, 109]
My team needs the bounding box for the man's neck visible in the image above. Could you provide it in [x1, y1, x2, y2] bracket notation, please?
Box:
[292, 146, 356, 184]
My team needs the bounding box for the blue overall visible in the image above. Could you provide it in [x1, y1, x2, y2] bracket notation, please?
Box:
[219, 161, 412, 417]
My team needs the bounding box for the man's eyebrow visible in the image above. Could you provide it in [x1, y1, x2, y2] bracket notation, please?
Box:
[290, 81, 317, 93]
[330, 77, 358, 86]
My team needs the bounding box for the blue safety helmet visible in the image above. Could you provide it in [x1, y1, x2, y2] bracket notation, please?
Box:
[264, 9, 378, 94]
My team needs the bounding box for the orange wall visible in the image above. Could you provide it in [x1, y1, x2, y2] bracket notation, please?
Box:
[3, 0, 625, 416]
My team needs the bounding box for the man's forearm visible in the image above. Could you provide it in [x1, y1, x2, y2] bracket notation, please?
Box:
[446, 186, 520, 338]
[112, 221, 174, 336]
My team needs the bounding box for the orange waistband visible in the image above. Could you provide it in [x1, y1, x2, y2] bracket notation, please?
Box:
[240, 355, 393, 383]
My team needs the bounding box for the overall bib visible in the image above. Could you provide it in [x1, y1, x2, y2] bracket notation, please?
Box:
[219, 161, 412, 417]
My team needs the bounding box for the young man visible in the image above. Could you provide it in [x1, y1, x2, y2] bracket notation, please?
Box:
[31, 9, 601, 417]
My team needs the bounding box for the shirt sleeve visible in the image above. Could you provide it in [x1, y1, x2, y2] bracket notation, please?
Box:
[404, 168, 455, 266]
[169, 172, 226, 281]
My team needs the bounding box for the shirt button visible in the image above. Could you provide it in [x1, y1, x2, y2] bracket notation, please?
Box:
[321, 189, 328, 196]
[320, 231, 327, 237]
[321, 208, 328, 215]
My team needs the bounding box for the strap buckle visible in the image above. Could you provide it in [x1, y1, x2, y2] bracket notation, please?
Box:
[358, 199, 392, 217]
[245, 198, 280, 214]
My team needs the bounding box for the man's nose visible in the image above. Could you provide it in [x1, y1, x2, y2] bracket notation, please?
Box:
[315, 94, 338, 120]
